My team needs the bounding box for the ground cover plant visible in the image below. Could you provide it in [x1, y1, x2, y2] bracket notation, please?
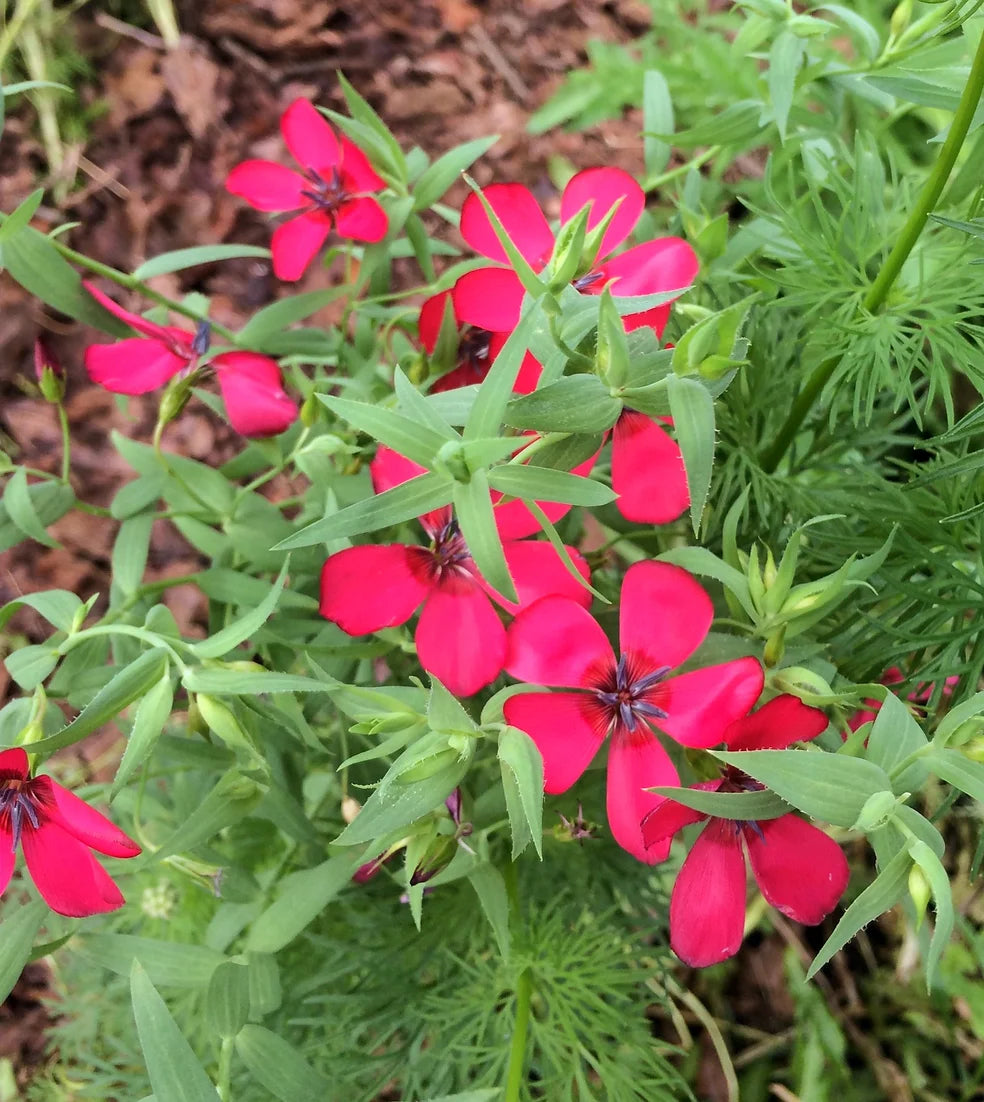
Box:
[5, 1, 984, 1098]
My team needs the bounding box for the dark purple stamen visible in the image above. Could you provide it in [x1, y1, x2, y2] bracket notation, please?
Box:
[191, 320, 212, 357]
[431, 519, 471, 575]
[573, 270, 605, 292]
[459, 327, 492, 366]
[300, 166, 349, 213]
[594, 654, 671, 732]
[0, 787, 40, 851]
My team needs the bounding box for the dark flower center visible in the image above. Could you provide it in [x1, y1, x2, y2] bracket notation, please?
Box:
[0, 783, 41, 851]
[592, 653, 671, 733]
[301, 166, 350, 214]
[459, 327, 492, 369]
[572, 270, 605, 292]
[429, 519, 472, 576]
[191, 320, 212, 357]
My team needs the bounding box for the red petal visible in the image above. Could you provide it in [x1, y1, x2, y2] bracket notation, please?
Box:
[452, 267, 526, 333]
[225, 160, 307, 211]
[271, 212, 333, 282]
[280, 98, 341, 171]
[459, 183, 553, 265]
[612, 412, 689, 524]
[658, 658, 765, 748]
[561, 167, 643, 258]
[619, 561, 712, 672]
[30, 777, 140, 858]
[83, 281, 180, 342]
[725, 694, 828, 752]
[505, 595, 613, 688]
[670, 818, 747, 967]
[84, 339, 187, 395]
[600, 238, 700, 338]
[0, 832, 14, 897]
[21, 820, 125, 917]
[339, 137, 385, 192]
[213, 352, 297, 437]
[0, 748, 29, 781]
[335, 196, 388, 243]
[606, 730, 680, 863]
[415, 580, 506, 696]
[503, 691, 604, 793]
[418, 291, 453, 353]
[497, 539, 591, 614]
[745, 815, 849, 924]
[641, 780, 722, 849]
[493, 437, 593, 541]
[319, 544, 431, 635]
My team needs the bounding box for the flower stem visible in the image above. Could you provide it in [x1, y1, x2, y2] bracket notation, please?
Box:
[56, 401, 71, 484]
[503, 966, 532, 1102]
[759, 26, 984, 474]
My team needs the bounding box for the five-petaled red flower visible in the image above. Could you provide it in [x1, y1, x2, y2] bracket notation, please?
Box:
[83, 282, 297, 437]
[319, 447, 593, 697]
[226, 98, 389, 281]
[0, 748, 141, 917]
[641, 695, 849, 967]
[503, 561, 764, 862]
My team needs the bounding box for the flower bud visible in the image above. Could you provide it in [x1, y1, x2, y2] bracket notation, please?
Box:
[300, 392, 322, 427]
[341, 796, 362, 824]
[907, 863, 931, 929]
[852, 790, 902, 832]
[34, 338, 66, 402]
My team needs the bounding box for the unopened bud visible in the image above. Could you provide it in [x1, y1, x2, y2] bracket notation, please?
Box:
[852, 789, 902, 832]
[34, 338, 65, 402]
[907, 863, 931, 928]
[158, 372, 196, 427]
[890, 0, 913, 37]
[341, 796, 362, 824]
[300, 392, 322, 427]
[763, 624, 786, 668]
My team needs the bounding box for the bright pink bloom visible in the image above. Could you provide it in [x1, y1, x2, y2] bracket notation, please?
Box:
[503, 561, 764, 862]
[83, 283, 297, 437]
[849, 666, 959, 731]
[319, 447, 593, 697]
[226, 98, 388, 281]
[0, 748, 140, 917]
[642, 695, 848, 967]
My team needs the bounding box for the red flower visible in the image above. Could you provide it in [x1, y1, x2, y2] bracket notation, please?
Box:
[642, 695, 849, 967]
[83, 283, 297, 437]
[0, 748, 141, 917]
[849, 666, 959, 731]
[503, 561, 764, 862]
[319, 447, 593, 696]
[226, 98, 388, 281]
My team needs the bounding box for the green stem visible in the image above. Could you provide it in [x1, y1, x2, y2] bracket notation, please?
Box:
[56, 401, 71, 483]
[503, 967, 532, 1102]
[216, 1035, 234, 1101]
[760, 27, 984, 474]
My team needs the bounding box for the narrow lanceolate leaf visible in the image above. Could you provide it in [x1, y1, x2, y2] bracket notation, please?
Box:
[3, 469, 61, 548]
[504, 375, 622, 434]
[413, 135, 499, 210]
[133, 245, 271, 280]
[646, 786, 790, 821]
[0, 188, 44, 243]
[235, 1025, 332, 1102]
[768, 30, 804, 141]
[865, 690, 929, 791]
[206, 961, 251, 1039]
[236, 287, 348, 344]
[908, 840, 954, 991]
[665, 373, 715, 535]
[0, 901, 47, 1004]
[274, 471, 452, 549]
[454, 470, 516, 603]
[925, 747, 984, 805]
[111, 514, 154, 601]
[151, 771, 264, 863]
[468, 864, 511, 963]
[111, 672, 174, 799]
[656, 547, 756, 620]
[933, 690, 984, 747]
[246, 852, 359, 953]
[489, 463, 616, 508]
[319, 394, 453, 465]
[130, 962, 221, 1102]
[0, 589, 83, 633]
[191, 560, 290, 660]
[465, 300, 544, 441]
[181, 669, 330, 695]
[713, 749, 892, 828]
[81, 934, 224, 989]
[806, 848, 911, 980]
[642, 69, 674, 180]
[394, 367, 458, 439]
[499, 726, 544, 859]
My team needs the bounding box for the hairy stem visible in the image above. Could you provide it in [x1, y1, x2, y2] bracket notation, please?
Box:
[760, 27, 984, 474]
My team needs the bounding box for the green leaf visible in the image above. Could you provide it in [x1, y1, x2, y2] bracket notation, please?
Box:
[246, 852, 359, 952]
[420, 1093, 500, 1102]
[111, 513, 154, 600]
[28, 648, 170, 754]
[246, 952, 282, 1017]
[428, 678, 478, 735]
[642, 69, 674, 180]
[667, 100, 765, 148]
[180, 668, 332, 696]
[866, 690, 929, 791]
[933, 689, 984, 747]
[465, 303, 544, 441]
[454, 470, 515, 602]
[413, 136, 499, 211]
[488, 463, 616, 509]
[319, 394, 453, 464]
[0, 228, 130, 333]
[807, 847, 910, 980]
[2, 80, 71, 97]
[275, 470, 452, 550]
[4, 645, 58, 691]
[645, 786, 790, 820]
[926, 748, 984, 805]
[504, 375, 622, 433]
[130, 962, 220, 1102]
[3, 469, 61, 548]
[462, 175, 545, 299]
[656, 547, 755, 619]
[713, 749, 892, 828]
[0, 901, 47, 1004]
[665, 374, 715, 535]
[151, 771, 264, 862]
[336, 73, 406, 182]
[84, 935, 224, 988]
[206, 960, 250, 1039]
[468, 864, 511, 963]
[768, 30, 804, 141]
[0, 588, 82, 632]
[498, 726, 544, 859]
[0, 481, 74, 554]
[864, 73, 962, 111]
[235, 1025, 332, 1101]
[112, 672, 174, 799]
[908, 840, 954, 990]
[190, 560, 289, 660]
[394, 367, 458, 439]
[133, 245, 270, 280]
[237, 288, 348, 346]
[0, 188, 44, 243]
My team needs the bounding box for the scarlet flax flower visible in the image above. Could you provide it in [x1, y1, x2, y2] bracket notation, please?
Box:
[0, 748, 141, 917]
[226, 98, 388, 281]
[319, 447, 593, 696]
[641, 695, 849, 967]
[849, 666, 959, 731]
[83, 283, 297, 437]
[503, 561, 763, 862]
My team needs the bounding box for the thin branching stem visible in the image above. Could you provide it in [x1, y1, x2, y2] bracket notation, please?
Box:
[760, 27, 984, 474]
